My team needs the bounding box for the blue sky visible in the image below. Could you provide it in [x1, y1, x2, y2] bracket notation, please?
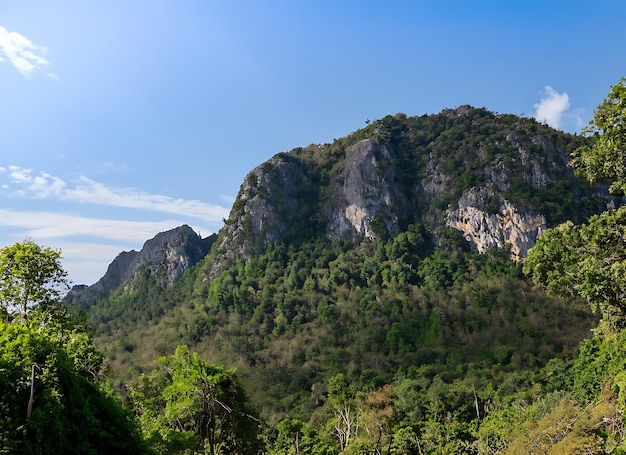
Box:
[1, 1, 626, 285]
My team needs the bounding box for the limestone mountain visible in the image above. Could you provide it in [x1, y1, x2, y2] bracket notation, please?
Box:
[79, 106, 616, 421]
[205, 106, 616, 279]
[66, 225, 216, 307]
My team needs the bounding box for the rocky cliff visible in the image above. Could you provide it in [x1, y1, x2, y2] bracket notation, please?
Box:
[206, 106, 615, 277]
[66, 225, 216, 306]
[76, 106, 620, 298]
[446, 187, 547, 260]
[326, 139, 405, 240]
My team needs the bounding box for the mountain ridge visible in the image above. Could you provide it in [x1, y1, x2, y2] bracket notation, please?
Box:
[73, 106, 616, 419]
[71, 107, 620, 301]
[65, 224, 216, 306]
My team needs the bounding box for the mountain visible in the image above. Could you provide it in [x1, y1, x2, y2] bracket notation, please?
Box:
[77, 106, 616, 427]
[65, 225, 216, 307]
[207, 106, 614, 277]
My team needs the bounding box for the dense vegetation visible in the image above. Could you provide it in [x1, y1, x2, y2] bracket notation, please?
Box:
[0, 242, 148, 454]
[3, 79, 626, 453]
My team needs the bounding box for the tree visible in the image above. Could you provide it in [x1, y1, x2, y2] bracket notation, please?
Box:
[571, 77, 626, 195]
[524, 209, 626, 332]
[0, 239, 69, 316]
[0, 310, 148, 454]
[524, 78, 626, 333]
[268, 419, 334, 455]
[327, 373, 360, 452]
[129, 345, 263, 455]
[357, 384, 396, 455]
[0, 240, 148, 453]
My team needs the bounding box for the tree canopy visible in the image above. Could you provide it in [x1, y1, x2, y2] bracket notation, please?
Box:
[0, 239, 69, 316]
[129, 345, 263, 455]
[0, 308, 148, 454]
[0, 240, 148, 454]
[523, 208, 626, 332]
[525, 77, 626, 333]
[571, 77, 626, 195]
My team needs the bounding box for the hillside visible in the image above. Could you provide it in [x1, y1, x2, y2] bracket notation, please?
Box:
[74, 106, 621, 452]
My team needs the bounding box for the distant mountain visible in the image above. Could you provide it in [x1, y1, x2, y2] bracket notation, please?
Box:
[65, 225, 216, 307]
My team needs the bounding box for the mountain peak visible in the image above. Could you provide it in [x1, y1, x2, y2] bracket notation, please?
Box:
[65, 225, 216, 307]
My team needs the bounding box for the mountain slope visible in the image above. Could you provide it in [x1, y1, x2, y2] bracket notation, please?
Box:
[206, 107, 612, 280]
[81, 106, 614, 420]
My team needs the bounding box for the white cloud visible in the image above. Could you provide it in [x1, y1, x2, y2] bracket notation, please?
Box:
[8, 165, 33, 183]
[0, 209, 216, 284]
[0, 26, 49, 78]
[533, 86, 570, 129]
[0, 209, 188, 242]
[1, 167, 230, 222]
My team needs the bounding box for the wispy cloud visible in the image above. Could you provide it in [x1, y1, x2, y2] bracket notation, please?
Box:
[0, 209, 195, 243]
[533, 86, 570, 129]
[1, 166, 230, 222]
[0, 210, 205, 285]
[0, 26, 49, 78]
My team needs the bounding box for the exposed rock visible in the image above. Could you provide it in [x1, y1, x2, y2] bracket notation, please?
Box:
[205, 154, 314, 280]
[65, 225, 215, 307]
[326, 139, 405, 240]
[447, 187, 547, 260]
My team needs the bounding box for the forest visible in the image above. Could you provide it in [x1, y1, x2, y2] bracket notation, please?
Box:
[1, 77, 626, 454]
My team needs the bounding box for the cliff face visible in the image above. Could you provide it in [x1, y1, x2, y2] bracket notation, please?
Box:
[77, 107, 619, 298]
[206, 107, 614, 276]
[326, 139, 406, 240]
[325, 136, 550, 261]
[66, 225, 216, 306]
[208, 154, 314, 280]
[446, 188, 547, 261]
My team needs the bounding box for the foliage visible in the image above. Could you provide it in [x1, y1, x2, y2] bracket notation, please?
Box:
[267, 419, 334, 455]
[572, 77, 626, 195]
[524, 207, 626, 333]
[129, 345, 263, 454]
[0, 239, 69, 316]
[89, 234, 597, 453]
[0, 308, 147, 454]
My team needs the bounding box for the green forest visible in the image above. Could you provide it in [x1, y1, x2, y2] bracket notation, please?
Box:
[2, 78, 626, 454]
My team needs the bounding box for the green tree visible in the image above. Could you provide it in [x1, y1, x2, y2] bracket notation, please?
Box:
[0, 241, 148, 454]
[0, 310, 148, 454]
[571, 77, 626, 195]
[268, 419, 334, 455]
[327, 373, 360, 453]
[0, 239, 69, 317]
[524, 209, 626, 332]
[524, 78, 626, 333]
[129, 345, 263, 455]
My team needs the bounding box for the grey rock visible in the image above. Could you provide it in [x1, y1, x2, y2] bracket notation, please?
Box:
[65, 225, 214, 307]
